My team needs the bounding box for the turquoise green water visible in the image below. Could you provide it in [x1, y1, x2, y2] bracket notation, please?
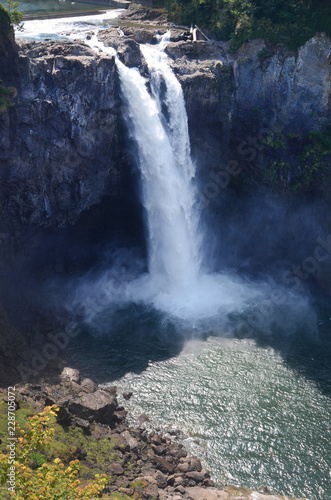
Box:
[2, 0, 110, 16]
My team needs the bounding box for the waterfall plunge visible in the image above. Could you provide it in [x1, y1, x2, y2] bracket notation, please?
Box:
[80, 35, 310, 330]
[119, 36, 201, 290]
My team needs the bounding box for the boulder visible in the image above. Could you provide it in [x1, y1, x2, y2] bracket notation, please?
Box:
[134, 476, 159, 499]
[186, 471, 204, 483]
[60, 367, 80, 383]
[68, 389, 117, 424]
[111, 463, 124, 475]
[121, 430, 139, 451]
[154, 470, 167, 489]
[177, 457, 202, 473]
[80, 378, 98, 392]
[155, 456, 176, 474]
[123, 391, 133, 400]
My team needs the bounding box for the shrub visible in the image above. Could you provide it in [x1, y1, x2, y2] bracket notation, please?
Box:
[0, 405, 108, 499]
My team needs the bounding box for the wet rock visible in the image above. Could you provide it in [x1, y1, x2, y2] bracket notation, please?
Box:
[80, 378, 98, 393]
[177, 457, 202, 473]
[169, 443, 187, 459]
[103, 385, 117, 395]
[121, 430, 139, 451]
[138, 414, 150, 423]
[186, 470, 204, 483]
[68, 389, 117, 425]
[133, 28, 156, 44]
[123, 391, 133, 400]
[203, 478, 216, 487]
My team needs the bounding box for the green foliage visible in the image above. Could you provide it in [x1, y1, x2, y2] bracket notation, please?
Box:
[28, 451, 47, 468]
[0, 3, 8, 25]
[0, 83, 14, 114]
[46, 423, 119, 478]
[0, 0, 23, 29]
[0, 405, 108, 499]
[260, 125, 331, 195]
[159, 0, 330, 50]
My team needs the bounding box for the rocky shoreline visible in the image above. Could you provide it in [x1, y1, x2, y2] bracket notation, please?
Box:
[7, 366, 305, 500]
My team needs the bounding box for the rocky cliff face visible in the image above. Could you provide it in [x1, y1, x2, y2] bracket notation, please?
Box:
[1, 30, 330, 231]
[0, 40, 123, 229]
[0, 26, 330, 278]
[164, 34, 331, 181]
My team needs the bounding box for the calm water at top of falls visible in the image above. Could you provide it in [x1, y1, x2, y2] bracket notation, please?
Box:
[14, 5, 123, 41]
[3, 0, 116, 16]
[14, 16, 331, 500]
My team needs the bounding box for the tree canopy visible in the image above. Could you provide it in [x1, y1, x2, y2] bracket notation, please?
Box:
[159, 0, 331, 50]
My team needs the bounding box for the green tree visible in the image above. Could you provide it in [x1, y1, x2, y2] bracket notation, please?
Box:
[1, 0, 23, 29]
[160, 0, 331, 50]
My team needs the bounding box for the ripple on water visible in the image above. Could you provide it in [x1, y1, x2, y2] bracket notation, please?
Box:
[110, 337, 331, 500]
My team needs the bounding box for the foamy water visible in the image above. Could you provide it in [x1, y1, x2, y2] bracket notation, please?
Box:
[17, 9, 123, 41]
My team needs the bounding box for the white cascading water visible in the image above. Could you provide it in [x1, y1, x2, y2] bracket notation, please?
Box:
[19, 15, 316, 327]
[87, 35, 200, 291]
[81, 35, 254, 323]
[121, 35, 201, 290]
[80, 33, 313, 329]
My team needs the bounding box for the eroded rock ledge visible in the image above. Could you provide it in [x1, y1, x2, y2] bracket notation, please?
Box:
[10, 366, 306, 500]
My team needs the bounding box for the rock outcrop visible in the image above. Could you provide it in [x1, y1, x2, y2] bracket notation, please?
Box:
[163, 34, 331, 177]
[0, 40, 123, 229]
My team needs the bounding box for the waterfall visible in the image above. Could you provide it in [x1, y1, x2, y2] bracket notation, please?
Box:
[82, 35, 273, 324]
[116, 37, 201, 290]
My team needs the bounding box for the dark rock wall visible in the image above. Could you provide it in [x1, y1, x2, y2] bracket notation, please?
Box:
[0, 30, 330, 282]
[165, 35, 331, 179]
[1, 40, 124, 229]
